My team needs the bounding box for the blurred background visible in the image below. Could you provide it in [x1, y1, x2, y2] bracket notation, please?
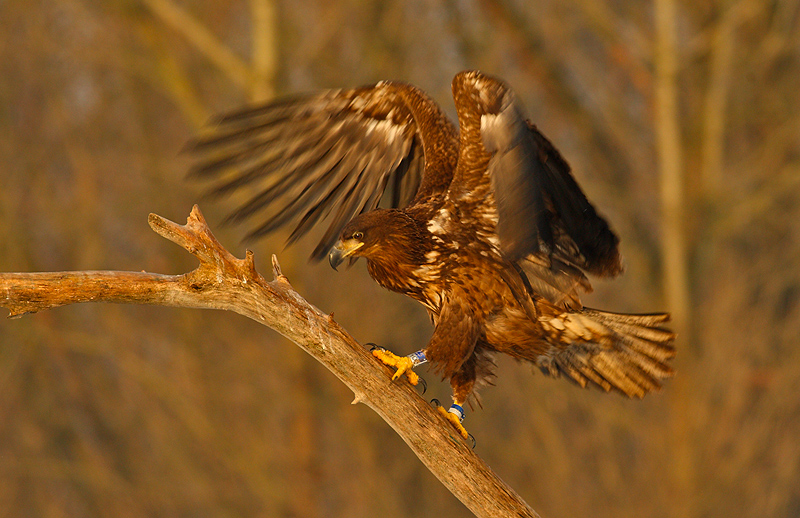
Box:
[1, 1, 798, 517]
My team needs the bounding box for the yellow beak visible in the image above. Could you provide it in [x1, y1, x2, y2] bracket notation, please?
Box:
[328, 238, 364, 270]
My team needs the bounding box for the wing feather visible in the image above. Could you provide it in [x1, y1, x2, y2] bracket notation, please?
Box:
[187, 83, 453, 260]
[450, 70, 623, 308]
[527, 126, 622, 276]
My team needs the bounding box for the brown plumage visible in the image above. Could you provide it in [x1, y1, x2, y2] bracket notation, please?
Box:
[189, 70, 675, 420]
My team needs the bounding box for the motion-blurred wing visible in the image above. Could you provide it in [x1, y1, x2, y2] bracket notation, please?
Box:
[524, 122, 622, 277]
[454, 71, 622, 306]
[479, 84, 622, 275]
[187, 83, 437, 260]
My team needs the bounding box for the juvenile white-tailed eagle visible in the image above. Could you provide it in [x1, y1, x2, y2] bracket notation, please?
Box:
[189, 70, 675, 440]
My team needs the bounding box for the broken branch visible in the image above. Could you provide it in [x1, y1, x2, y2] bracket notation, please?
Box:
[0, 205, 538, 518]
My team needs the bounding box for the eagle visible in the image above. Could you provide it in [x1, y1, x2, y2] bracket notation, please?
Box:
[189, 70, 675, 440]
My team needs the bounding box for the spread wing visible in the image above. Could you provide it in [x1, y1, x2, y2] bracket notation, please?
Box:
[451, 71, 623, 307]
[187, 82, 456, 260]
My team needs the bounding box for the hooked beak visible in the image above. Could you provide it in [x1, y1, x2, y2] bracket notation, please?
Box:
[328, 238, 364, 271]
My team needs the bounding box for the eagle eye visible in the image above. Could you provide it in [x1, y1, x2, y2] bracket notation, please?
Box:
[352, 231, 364, 240]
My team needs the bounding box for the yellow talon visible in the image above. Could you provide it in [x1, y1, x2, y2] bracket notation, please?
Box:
[437, 406, 469, 440]
[372, 349, 420, 385]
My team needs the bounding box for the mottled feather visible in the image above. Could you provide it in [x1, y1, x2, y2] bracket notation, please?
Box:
[188, 70, 675, 409]
[188, 83, 457, 260]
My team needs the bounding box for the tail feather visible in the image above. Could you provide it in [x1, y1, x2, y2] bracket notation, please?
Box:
[537, 308, 676, 398]
[548, 349, 610, 391]
[586, 310, 675, 342]
[592, 352, 653, 397]
[585, 308, 676, 363]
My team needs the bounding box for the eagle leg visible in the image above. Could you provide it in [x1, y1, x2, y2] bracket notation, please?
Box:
[371, 348, 426, 386]
[437, 403, 470, 441]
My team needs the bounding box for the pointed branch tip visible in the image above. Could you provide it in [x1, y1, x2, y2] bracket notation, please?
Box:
[271, 255, 282, 274]
[244, 250, 259, 277]
[271, 254, 290, 284]
[189, 204, 206, 224]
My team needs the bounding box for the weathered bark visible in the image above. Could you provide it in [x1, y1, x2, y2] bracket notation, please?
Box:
[0, 206, 538, 518]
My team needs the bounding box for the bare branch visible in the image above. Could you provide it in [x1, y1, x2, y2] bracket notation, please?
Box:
[0, 206, 538, 518]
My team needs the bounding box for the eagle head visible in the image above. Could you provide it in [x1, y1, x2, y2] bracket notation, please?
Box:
[328, 209, 420, 271]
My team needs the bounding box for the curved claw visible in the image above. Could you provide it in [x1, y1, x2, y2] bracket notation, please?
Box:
[430, 398, 441, 408]
[467, 433, 477, 449]
[366, 343, 385, 352]
[416, 376, 428, 395]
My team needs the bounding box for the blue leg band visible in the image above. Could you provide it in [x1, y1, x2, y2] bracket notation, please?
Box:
[448, 404, 465, 422]
[406, 350, 427, 367]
